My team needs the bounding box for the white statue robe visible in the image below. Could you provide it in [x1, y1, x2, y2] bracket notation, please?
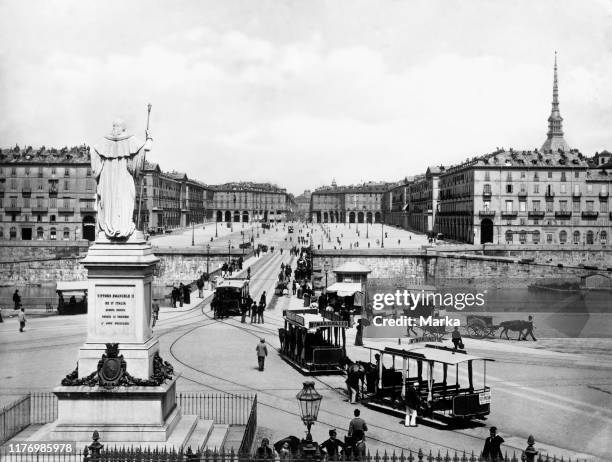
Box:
[91, 135, 150, 239]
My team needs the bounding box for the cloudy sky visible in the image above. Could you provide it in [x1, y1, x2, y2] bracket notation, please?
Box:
[1, 0, 611, 194]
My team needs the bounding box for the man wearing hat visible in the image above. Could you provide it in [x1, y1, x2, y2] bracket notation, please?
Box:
[151, 298, 160, 328]
[256, 338, 268, 371]
[482, 427, 505, 462]
[320, 429, 345, 461]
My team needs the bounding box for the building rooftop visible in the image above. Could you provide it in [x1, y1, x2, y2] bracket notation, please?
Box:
[210, 181, 287, 193]
[313, 181, 393, 194]
[0, 145, 91, 164]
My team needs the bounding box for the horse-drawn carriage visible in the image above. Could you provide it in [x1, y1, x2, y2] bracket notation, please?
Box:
[465, 315, 535, 340]
[278, 308, 348, 375]
[355, 344, 493, 423]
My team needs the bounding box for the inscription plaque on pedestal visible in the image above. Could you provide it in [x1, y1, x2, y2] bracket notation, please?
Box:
[95, 286, 135, 337]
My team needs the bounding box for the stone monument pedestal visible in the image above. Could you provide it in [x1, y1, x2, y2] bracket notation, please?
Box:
[51, 378, 180, 442]
[49, 235, 191, 443]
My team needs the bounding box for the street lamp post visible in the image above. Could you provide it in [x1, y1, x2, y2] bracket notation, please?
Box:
[215, 220, 218, 238]
[228, 240, 231, 264]
[323, 260, 330, 289]
[381, 220, 384, 248]
[191, 220, 195, 246]
[296, 381, 322, 458]
[206, 244, 210, 276]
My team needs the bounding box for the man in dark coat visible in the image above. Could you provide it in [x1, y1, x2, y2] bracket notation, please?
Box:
[13, 290, 21, 310]
[259, 291, 267, 309]
[196, 277, 204, 298]
[320, 429, 345, 461]
[171, 286, 179, 308]
[183, 284, 190, 305]
[178, 283, 185, 307]
[482, 427, 505, 462]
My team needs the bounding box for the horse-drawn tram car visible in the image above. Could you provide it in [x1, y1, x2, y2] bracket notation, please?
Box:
[212, 278, 250, 318]
[279, 308, 349, 375]
[361, 344, 493, 423]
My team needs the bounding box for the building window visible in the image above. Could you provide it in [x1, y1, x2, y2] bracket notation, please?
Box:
[602, 202, 609, 213]
[574, 184, 580, 195]
[533, 184, 539, 194]
[86, 167, 92, 177]
[506, 173, 512, 181]
[573, 230, 580, 244]
[483, 201, 490, 211]
[559, 200, 567, 211]
[546, 201, 553, 212]
[520, 171, 526, 178]
[0, 227, 3, 239]
[587, 184, 593, 194]
[548, 171, 553, 179]
[483, 184, 491, 194]
[11, 167, 17, 176]
[506, 184, 513, 193]
[64, 180, 69, 191]
[561, 172, 566, 182]
[519, 201, 526, 212]
[559, 230, 567, 244]
[38, 167, 43, 177]
[534, 172, 539, 181]
[573, 201, 580, 213]
[63, 227, 70, 240]
[484, 172, 490, 181]
[505, 230, 513, 244]
[519, 230, 527, 244]
[586, 230, 594, 245]
[50, 227, 57, 240]
[51, 167, 56, 175]
[505, 200, 513, 212]
[50, 214, 56, 223]
[575, 171, 579, 179]
[560, 184, 566, 194]
[10, 227, 17, 240]
[546, 233, 553, 244]
[37, 227, 44, 239]
[64, 168, 70, 177]
[25, 167, 30, 176]
[601, 230, 608, 245]
[586, 200, 594, 212]
[532, 230, 540, 244]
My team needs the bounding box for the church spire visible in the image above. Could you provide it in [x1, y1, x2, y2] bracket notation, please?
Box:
[541, 51, 570, 153]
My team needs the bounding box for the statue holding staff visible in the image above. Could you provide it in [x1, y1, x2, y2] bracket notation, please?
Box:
[90, 113, 153, 240]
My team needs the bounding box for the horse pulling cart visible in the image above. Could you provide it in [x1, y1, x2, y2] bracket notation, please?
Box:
[465, 315, 535, 340]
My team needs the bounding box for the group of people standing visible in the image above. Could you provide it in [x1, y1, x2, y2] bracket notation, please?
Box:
[170, 283, 191, 307]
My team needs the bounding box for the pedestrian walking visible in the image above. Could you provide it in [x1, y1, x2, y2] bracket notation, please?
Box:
[151, 299, 160, 327]
[348, 409, 368, 439]
[292, 280, 297, 296]
[196, 277, 204, 298]
[183, 283, 191, 305]
[257, 301, 265, 323]
[171, 285, 178, 308]
[17, 307, 26, 332]
[247, 267, 251, 280]
[404, 383, 420, 427]
[521, 435, 539, 462]
[13, 290, 21, 310]
[354, 319, 364, 346]
[178, 283, 185, 307]
[482, 427, 504, 462]
[451, 326, 464, 351]
[251, 301, 258, 323]
[521, 315, 537, 341]
[259, 291, 267, 309]
[256, 338, 268, 371]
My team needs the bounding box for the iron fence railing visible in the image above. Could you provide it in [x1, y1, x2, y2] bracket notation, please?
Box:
[0, 395, 29, 445]
[238, 395, 257, 455]
[0, 447, 584, 462]
[177, 393, 255, 425]
[0, 393, 255, 446]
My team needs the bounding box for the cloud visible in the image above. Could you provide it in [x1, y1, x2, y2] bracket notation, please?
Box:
[1, 1, 612, 194]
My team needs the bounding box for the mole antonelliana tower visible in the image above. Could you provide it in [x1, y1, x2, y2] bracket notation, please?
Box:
[541, 52, 570, 153]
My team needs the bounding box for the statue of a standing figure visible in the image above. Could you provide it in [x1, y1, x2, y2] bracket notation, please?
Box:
[91, 119, 152, 240]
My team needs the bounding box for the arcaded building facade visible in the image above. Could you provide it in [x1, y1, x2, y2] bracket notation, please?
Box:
[211, 182, 290, 223]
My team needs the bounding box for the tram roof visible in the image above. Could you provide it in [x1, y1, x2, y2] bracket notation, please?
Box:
[379, 344, 494, 365]
[326, 282, 362, 296]
[56, 280, 88, 293]
[285, 311, 349, 330]
[216, 279, 248, 289]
